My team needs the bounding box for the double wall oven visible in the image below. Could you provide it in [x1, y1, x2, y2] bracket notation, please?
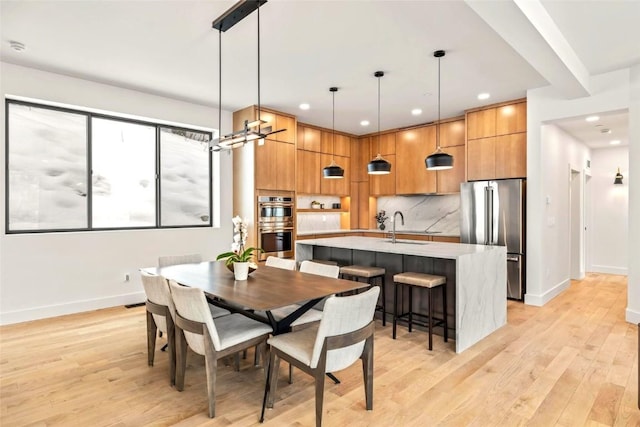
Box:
[257, 196, 294, 261]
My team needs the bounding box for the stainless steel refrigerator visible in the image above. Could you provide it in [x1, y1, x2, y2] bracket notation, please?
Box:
[460, 179, 526, 300]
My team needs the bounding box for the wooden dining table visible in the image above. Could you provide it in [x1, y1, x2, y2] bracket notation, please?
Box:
[143, 260, 366, 334]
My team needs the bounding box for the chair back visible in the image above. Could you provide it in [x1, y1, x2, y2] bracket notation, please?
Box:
[299, 260, 339, 278]
[158, 254, 202, 268]
[141, 271, 175, 332]
[265, 256, 297, 271]
[310, 286, 380, 372]
[168, 280, 221, 355]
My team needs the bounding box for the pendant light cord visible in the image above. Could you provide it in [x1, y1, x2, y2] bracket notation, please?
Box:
[377, 75, 381, 154]
[218, 28, 222, 145]
[437, 54, 441, 150]
[257, 4, 261, 125]
[332, 89, 336, 162]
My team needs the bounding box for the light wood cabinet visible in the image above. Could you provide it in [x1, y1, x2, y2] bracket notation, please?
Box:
[369, 154, 396, 196]
[467, 108, 496, 140]
[370, 132, 396, 157]
[298, 125, 322, 152]
[321, 131, 351, 157]
[439, 119, 465, 148]
[495, 133, 526, 178]
[351, 137, 371, 182]
[350, 181, 370, 229]
[466, 100, 526, 181]
[296, 150, 321, 194]
[275, 114, 296, 144]
[432, 235, 461, 243]
[436, 144, 466, 194]
[395, 126, 437, 194]
[496, 102, 526, 136]
[255, 140, 295, 191]
[320, 154, 350, 195]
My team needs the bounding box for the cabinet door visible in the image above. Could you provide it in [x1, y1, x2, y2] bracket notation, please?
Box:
[369, 154, 396, 196]
[350, 181, 370, 229]
[334, 134, 351, 157]
[496, 103, 526, 136]
[321, 131, 333, 154]
[275, 114, 296, 143]
[255, 140, 278, 190]
[495, 133, 526, 179]
[351, 137, 370, 182]
[276, 142, 296, 191]
[439, 119, 465, 147]
[370, 133, 396, 156]
[467, 137, 496, 181]
[296, 150, 321, 194]
[257, 110, 276, 134]
[396, 126, 436, 194]
[320, 154, 350, 195]
[436, 145, 466, 194]
[303, 127, 322, 152]
[467, 108, 496, 139]
[432, 236, 461, 243]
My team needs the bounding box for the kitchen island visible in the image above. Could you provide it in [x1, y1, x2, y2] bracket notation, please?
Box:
[296, 236, 506, 353]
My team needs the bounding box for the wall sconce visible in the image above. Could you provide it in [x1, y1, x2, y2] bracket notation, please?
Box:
[614, 167, 623, 184]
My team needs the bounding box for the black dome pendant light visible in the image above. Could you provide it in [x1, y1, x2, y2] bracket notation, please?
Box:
[322, 87, 345, 179]
[368, 71, 392, 175]
[425, 50, 454, 170]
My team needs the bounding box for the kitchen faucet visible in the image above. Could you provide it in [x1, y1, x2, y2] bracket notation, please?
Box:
[391, 211, 404, 243]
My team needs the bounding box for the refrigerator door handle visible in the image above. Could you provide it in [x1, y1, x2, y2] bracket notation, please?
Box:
[507, 256, 519, 262]
[485, 186, 494, 245]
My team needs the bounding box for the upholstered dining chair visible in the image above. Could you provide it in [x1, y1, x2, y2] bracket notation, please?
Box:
[262, 286, 380, 427]
[158, 253, 202, 268]
[168, 280, 273, 418]
[141, 271, 177, 385]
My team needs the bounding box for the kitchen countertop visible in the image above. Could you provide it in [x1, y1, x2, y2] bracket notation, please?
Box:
[296, 229, 460, 238]
[296, 236, 496, 260]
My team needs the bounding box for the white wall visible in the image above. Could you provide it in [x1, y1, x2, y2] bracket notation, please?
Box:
[527, 66, 640, 325]
[589, 147, 629, 275]
[0, 62, 235, 324]
[536, 124, 590, 299]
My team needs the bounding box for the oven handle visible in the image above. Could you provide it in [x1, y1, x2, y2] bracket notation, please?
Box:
[258, 227, 294, 232]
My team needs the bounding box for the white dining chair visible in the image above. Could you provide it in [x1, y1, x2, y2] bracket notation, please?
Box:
[262, 286, 380, 426]
[169, 280, 273, 418]
[158, 253, 202, 268]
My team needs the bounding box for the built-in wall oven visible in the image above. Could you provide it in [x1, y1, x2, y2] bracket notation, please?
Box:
[257, 196, 294, 260]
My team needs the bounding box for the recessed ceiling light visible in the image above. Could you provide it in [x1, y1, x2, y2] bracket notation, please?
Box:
[299, 103, 310, 110]
[610, 140, 621, 145]
[411, 108, 422, 116]
[477, 93, 490, 100]
[585, 115, 599, 122]
[9, 40, 26, 52]
[360, 120, 370, 126]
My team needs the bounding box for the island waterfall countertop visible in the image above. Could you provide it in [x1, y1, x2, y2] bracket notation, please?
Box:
[296, 229, 461, 238]
[296, 236, 507, 353]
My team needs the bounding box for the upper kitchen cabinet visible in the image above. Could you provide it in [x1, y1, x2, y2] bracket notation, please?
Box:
[466, 99, 526, 181]
[255, 140, 296, 191]
[369, 154, 396, 196]
[396, 126, 437, 194]
[436, 144, 466, 193]
[321, 132, 351, 157]
[351, 137, 371, 182]
[297, 124, 322, 152]
[369, 132, 396, 157]
[439, 118, 465, 147]
[296, 149, 321, 194]
[320, 154, 350, 195]
[235, 105, 296, 144]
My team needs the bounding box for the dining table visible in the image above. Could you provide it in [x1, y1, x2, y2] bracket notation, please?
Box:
[142, 260, 367, 335]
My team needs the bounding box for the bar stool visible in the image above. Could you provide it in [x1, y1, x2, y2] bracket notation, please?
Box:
[392, 272, 448, 350]
[339, 265, 386, 326]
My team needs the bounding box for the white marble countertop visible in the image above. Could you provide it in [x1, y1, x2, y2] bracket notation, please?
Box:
[296, 229, 461, 238]
[296, 236, 500, 260]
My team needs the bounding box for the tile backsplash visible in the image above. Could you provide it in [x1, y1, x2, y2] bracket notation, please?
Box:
[297, 194, 460, 235]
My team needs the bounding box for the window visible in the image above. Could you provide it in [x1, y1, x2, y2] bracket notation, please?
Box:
[6, 99, 213, 233]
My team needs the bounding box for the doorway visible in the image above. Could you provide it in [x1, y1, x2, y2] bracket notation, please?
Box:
[569, 166, 584, 280]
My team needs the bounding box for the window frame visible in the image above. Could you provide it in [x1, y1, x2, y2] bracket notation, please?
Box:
[5, 98, 214, 234]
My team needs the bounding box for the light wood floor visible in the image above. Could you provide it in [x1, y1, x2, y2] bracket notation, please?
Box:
[1, 273, 638, 426]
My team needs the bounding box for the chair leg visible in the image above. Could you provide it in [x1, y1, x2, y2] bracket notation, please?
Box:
[288, 363, 294, 384]
[408, 286, 413, 333]
[146, 310, 157, 366]
[167, 318, 176, 386]
[233, 353, 240, 372]
[442, 284, 448, 342]
[204, 352, 218, 418]
[428, 287, 433, 351]
[393, 282, 399, 339]
[361, 335, 374, 410]
[314, 370, 326, 427]
[380, 275, 386, 326]
[267, 351, 281, 408]
[175, 326, 188, 391]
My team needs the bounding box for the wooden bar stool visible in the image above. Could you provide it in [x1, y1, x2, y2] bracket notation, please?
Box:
[392, 272, 448, 350]
[339, 265, 386, 326]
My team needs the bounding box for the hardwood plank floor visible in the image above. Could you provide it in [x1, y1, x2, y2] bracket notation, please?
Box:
[1, 273, 638, 426]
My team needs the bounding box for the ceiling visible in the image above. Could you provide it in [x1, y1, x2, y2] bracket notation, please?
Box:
[1, 0, 639, 142]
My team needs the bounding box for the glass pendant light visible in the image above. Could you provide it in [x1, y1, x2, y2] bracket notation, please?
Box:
[368, 71, 392, 175]
[323, 87, 345, 179]
[425, 50, 454, 170]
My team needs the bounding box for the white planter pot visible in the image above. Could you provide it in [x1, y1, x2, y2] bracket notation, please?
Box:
[233, 262, 249, 281]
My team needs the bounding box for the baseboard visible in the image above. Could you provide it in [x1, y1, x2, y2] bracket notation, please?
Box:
[625, 308, 640, 324]
[0, 291, 145, 325]
[524, 278, 570, 306]
[590, 265, 628, 275]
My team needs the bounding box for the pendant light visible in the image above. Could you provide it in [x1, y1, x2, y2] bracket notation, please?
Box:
[425, 50, 454, 170]
[368, 71, 392, 175]
[614, 167, 624, 184]
[210, 0, 284, 151]
[323, 87, 345, 179]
